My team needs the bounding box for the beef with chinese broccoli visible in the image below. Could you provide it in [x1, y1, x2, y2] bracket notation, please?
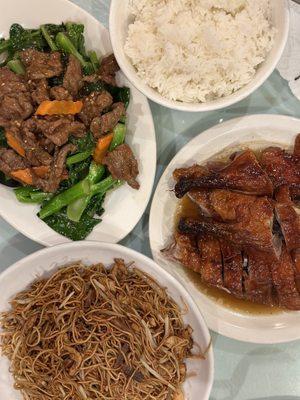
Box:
[0, 22, 138, 241]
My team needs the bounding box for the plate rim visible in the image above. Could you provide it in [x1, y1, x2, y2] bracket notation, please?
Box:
[0, 240, 214, 400]
[0, 0, 157, 246]
[149, 113, 300, 344]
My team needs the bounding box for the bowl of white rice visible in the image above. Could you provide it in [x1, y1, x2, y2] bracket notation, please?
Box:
[109, 0, 289, 112]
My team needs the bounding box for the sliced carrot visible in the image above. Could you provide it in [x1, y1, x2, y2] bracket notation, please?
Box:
[11, 166, 50, 185]
[93, 133, 114, 164]
[32, 166, 50, 178]
[5, 132, 25, 157]
[35, 100, 83, 116]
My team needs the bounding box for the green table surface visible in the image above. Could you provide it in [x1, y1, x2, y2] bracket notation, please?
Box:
[1, 1, 300, 399]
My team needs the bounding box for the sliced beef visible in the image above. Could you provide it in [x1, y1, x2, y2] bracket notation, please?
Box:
[243, 250, 274, 306]
[0, 148, 29, 177]
[79, 91, 113, 126]
[50, 86, 72, 101]
[197, 236, 223, 288]
[162, 232, 202, 273]
[38, 137, 55, 154]
[21, 128, 53, 166]
[178, 195, 281, 257]
[0, 67, 33, 120]
[20, 49, 63, 80]
[28, 78, 49, 104]
[98, 54, 120, 86]
[260, 146, 300, 191]
[271, 245, 300, 310]
[103, 143, 139, 189]
[173, 164, 208, 182]
[33, 144, 76, 193]
[91, 102, 125, 139]
[63, 55, 83, 97]
[175, 150, 273, 198]
[23, 116, 86, 147]
[295, 134, 300, 157]
[220, 241, 243, 298]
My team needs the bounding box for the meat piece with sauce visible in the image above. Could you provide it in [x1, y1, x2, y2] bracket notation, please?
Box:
[28, 78, 50, 105]
[20, 49, 63, 80]
[0, 148, 29, 177]
[177, 194, 281, 257]
[175, 150, 273, 198]
[79, 91, 113, 126]
[98, 54, 120, 86]
[90, 102, 125, 138]
[23, 116, 86, 147]
[33, 144, 76, 193]
[103, 143, 139, 189]
[0, 67, 33, 121]
[260, 146, 300, 194]
[63, 55, 83, 97]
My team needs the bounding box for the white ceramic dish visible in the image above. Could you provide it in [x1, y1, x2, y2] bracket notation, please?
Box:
[109, 0, 289, 112]
[149, 114, 300, 344]
[0, 0, 156, 246]
[0, 241, 214, 400]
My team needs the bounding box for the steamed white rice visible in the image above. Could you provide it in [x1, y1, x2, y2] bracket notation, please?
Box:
[125, 0, 275, 103]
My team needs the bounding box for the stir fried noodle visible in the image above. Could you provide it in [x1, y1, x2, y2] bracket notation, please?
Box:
[0, 259, 194, 400]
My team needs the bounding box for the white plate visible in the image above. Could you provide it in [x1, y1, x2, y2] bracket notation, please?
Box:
[0, 241, 214, 400]
[0, 0, 156, 246]
[149, 114, 300, 344]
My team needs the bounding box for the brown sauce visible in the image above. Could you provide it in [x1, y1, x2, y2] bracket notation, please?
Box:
[174, 157, 283, 315]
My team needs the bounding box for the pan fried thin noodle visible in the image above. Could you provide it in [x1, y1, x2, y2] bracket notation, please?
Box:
[0, 259, 195, 400]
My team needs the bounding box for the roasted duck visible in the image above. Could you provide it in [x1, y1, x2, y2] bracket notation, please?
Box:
[164, 135, 300, 310]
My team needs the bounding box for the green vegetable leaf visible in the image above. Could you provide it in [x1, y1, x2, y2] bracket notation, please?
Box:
[70, 131, 95, 153]
[65, 22, 87, 58]
[59, 158, 91, 191]
[43, 208, 101, 241]
[107, 86, 131, 109]
[85, 192, 106, 218]
[9, 23, 46, 52]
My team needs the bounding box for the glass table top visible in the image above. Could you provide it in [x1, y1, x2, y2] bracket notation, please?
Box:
[1, 1, 300, 399]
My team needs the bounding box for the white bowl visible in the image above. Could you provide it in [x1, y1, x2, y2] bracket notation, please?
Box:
[0, 241, 214, 400]
[0, 0, 156, 246]
[149, 114, 300, 344]
[109, 0, 290, 112]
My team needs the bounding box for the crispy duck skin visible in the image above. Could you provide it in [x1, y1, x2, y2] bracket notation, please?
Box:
[162, 232, 202, 273]
[189, 189, 261, 222]
[275, 186, 300, 251]
[175, 150, 273, 198]
[271, 246, 300, 310]
[177, 192, 281, 256]
[275, 204, 300, 252]
[293, 250, 300, 293]
[173, 164, 208, 182]
[295, 134, 300, 157]
[219, 241, 243, 298]
[243, 250, 274, 306]
[260, 146, 300, 190]
[197, 236, 223, 288]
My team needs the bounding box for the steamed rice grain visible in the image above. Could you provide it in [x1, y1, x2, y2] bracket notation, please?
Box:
[125, 0, 275, 103]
